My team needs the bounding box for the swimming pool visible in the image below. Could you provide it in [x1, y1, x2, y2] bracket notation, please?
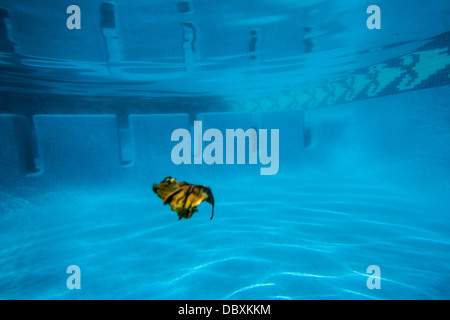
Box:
[0, 0, 449, 300]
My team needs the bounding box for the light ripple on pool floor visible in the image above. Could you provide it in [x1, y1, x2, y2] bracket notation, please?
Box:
[224, 283, 276, 299]
[1, 177, 449, 299]
[168, 256, 270, 285]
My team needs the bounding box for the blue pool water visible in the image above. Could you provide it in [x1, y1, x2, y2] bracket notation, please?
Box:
[1, 142, 450, 300]
[1, 1, 450, 300]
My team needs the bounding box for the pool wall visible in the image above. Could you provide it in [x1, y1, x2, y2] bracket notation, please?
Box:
[1, 85, 449, 195]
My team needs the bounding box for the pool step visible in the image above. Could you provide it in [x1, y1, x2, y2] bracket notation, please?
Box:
[0, 111, 304, 188]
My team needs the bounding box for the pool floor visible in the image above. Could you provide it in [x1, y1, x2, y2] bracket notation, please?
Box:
[1, 170, 449, 300]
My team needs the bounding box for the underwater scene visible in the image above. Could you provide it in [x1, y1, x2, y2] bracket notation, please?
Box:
[0, 0, 449, 300]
